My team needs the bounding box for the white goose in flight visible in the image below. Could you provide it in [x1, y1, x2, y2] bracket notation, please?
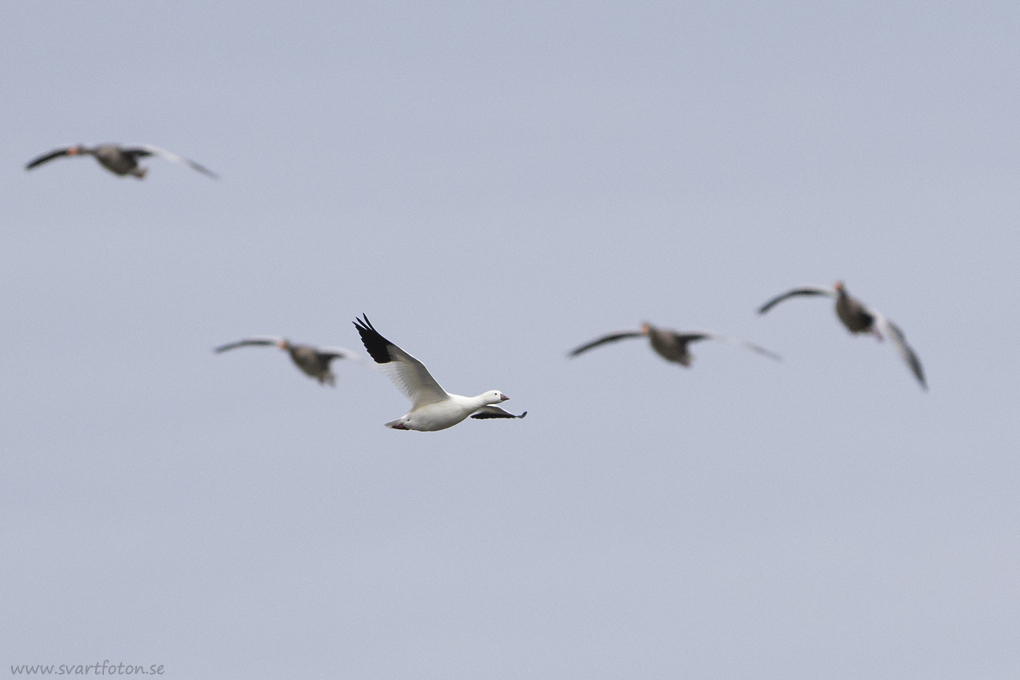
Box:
[25, 143, 218, 179]
[354, 315, 526, 431]
[757, 281, 927, 390]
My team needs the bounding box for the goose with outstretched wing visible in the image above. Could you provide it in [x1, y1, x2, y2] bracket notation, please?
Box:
[569, 322, 780, 367]
[214, 336, 360, 386]
[757, 281, 927, 390]
[26, 143, 217, 179]
[354, 315, 526, 431]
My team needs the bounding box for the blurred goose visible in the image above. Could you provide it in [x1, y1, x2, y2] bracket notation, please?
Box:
[25, 143, 218, 179]
[757, 281, 927, 390]
[214, 337, 360, 386]
[354, 315, 526, 431]
[569, 322, 781, 366]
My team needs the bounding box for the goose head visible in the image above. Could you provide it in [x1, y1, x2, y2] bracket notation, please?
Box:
[481, 390, 509, 405]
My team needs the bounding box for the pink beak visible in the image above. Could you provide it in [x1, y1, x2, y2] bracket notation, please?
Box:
[500, 394, 510, 401]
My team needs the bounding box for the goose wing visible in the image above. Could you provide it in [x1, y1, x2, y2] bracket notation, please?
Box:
[471, 406, 528, 420]
[25, 147, 76, 170]
[568, 331, 644, 357]
[758, 286, 836, 314]
[872, 313, 927, 390]
[354, 315, 448, 408]
[676, 332, 782, 361]
[127, 144, 219, 179]
[214, 337, 283, 353]
[317, 347, 365, 363]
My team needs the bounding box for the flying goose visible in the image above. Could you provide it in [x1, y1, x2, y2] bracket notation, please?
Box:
[354, 315, 526, 431]
[757, 281, 927, 390]
[569, 322, 781, 366]
[25, 144, 218, 179]
[214, 337, 360, 386]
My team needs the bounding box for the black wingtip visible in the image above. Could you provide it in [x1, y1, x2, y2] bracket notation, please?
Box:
[197, 164, 220, 180]
[353, 314, 392, 364]
[195, 165, 220, 180]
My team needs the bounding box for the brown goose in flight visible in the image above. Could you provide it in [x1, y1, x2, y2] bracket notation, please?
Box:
[25, 144, 218, 179]
[569, 322, 781, 366]
[214, 337, 360, 386]
[757, 281, 927, 390]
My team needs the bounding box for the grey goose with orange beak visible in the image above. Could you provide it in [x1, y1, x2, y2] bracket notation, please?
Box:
[26, 144, 218, 179]
[214, 337, 360, 386]
[354, 315, 526, 431]
[757, 281, 927, 390]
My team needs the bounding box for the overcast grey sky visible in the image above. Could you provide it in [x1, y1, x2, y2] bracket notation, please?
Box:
[3, 1, 1019, 677]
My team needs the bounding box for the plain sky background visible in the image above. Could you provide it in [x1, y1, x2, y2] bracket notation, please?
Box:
[3, 1, 1019, 677]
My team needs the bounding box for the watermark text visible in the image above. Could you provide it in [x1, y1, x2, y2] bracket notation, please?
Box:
[11, 661, 164, 676]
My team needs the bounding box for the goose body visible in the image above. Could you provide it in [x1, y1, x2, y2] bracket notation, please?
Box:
[758, 281, 927, 390]
[384, 393, 514, 431]
[354, 315, 526, 431]
[26, 144, 217, 179]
